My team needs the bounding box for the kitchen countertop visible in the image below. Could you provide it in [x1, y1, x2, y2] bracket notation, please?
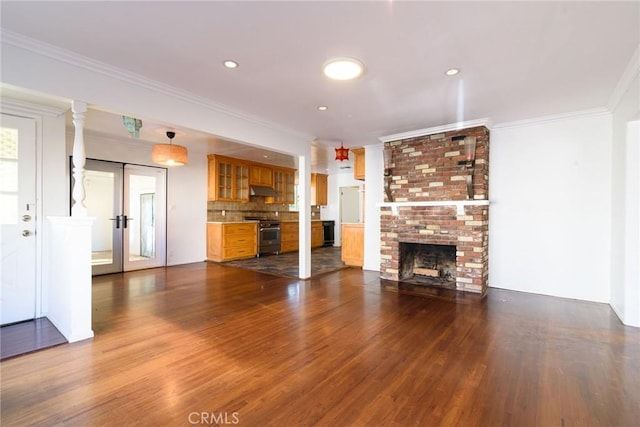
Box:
[208, 219, 325, 224]
[207, 220, 259, 224]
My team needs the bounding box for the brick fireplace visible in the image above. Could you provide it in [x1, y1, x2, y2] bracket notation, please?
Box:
[380, 126, 490, 294]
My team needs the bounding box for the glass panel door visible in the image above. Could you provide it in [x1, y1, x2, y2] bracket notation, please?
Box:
[235, 163, 249, 201]
[83, 160, 166, 274]
[85, 160, 123, 275]
[123, 164, 166, 271]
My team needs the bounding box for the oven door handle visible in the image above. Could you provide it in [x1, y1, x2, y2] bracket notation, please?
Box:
[260, 227, 281, 232]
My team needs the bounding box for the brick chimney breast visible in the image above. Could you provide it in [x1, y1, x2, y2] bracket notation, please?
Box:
[380, 126, 490, 294]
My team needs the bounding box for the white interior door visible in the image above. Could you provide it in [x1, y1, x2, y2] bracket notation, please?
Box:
[1, 114, 37, 325]
[123, 164, 166, 271]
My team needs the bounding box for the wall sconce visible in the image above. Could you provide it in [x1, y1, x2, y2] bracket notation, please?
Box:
[455, 135, 477, 169]
[122, 116, 142, 138]
[383, 145, 394, 202]
[454, 135, 477, 199]
[152, 131, 188, 166]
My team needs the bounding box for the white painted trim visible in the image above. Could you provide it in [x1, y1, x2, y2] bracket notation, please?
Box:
[378, 118, 491, 143]
[608, 44, 640, 112]
[492, 108, 611, 130]
[1, 29, 310, 142]
[0, 96, 68, 117]
[378, 200, 490, 216]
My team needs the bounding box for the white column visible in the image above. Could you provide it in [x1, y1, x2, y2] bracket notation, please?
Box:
[71, 100, 88, 217]
[298, 152, 311, 279]
[363, 143, 384, 272]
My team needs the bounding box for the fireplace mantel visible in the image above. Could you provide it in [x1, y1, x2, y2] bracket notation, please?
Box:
[377, 200, 490, 215]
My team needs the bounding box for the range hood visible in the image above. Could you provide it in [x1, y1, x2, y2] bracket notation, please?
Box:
[250, 185, 278, 197]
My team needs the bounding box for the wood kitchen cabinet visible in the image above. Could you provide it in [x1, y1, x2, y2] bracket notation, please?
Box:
[249, 165, 274, 187]
[351, 147, 365, 181]
[280, 221, 299, 253]
[311, 221, 324, 248]
[341, 223, 364, 267]
[207, 222, 257, 262]
[281, 220, 322, 252]
[310, 173, 328, 206]
[271, 167, 296, 205]
[208, 155, 249, 202]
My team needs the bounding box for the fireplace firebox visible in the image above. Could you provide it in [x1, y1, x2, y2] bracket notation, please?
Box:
[399, 243, 457, 289]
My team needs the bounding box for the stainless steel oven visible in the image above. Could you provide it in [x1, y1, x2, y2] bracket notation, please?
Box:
[245, 217, 281, 256]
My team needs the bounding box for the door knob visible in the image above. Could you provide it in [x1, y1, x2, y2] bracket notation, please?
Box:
[109, 216, 122, 229]
[22, 214, 32, 222]
[22, 230, 31, 237]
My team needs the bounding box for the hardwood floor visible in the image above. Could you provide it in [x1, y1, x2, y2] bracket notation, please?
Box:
[1, 263, 638, 426]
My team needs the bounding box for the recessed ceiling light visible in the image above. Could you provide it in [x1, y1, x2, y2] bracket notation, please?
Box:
[318, 105, 328, 111]
[223, 60, 239, 69]
[323, 58, 364, 81]
[445, 68, 460, 76]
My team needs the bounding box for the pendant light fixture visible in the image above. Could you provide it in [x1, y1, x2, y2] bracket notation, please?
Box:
[335, 141, 349, 161]
[152, 131, 188, 166]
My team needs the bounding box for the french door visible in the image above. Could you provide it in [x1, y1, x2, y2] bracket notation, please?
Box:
[84, 160, 167, 275]
[1, 114, 37, 324]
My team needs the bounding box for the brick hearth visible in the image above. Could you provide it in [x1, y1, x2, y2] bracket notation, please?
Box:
[380, 126, 490, 294]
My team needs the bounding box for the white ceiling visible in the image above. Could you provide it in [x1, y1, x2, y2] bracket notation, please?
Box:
[1, 1, 638, 173]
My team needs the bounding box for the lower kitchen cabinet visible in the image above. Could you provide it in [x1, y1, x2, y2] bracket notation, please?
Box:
[311, 221, 324, 248]
[207, 222, 257, 262]
[280, 221, 299, 253]
[281, 221, 323, 251]
[341, 223, 364, 267]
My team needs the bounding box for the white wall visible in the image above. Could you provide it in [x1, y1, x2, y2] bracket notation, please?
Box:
[489, 112, 612, 303]
[77, 131, 208, 266]
[609, 62, 640, 326]
[622, 121, 639, 326]
[39, 114, 68, 316]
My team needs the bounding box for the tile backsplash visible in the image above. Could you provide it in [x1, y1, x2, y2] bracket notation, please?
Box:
[207, 198, 319, 222]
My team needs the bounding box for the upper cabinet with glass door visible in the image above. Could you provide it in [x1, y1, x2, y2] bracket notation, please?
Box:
[208, 155, 249, 202]
[270, 167, 296, 205]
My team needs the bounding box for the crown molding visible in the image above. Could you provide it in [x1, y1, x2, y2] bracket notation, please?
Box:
[0, 97, 68, 117]
[608, 44, 640, 112]
[1, 30, 311, 141]
[492, 108, 610, 130]
[378, 118, 491, 143]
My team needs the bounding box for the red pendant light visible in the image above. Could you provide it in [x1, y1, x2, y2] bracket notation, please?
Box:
[335, 141, 349, 161]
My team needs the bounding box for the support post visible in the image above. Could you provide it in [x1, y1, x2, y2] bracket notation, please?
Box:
[71, 101, 88, 217]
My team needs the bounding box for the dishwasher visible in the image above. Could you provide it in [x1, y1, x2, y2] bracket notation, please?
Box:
[322, 220, 335, 247]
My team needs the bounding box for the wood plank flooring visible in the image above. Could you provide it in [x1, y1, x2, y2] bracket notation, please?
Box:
[1, 262, 638, 426]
